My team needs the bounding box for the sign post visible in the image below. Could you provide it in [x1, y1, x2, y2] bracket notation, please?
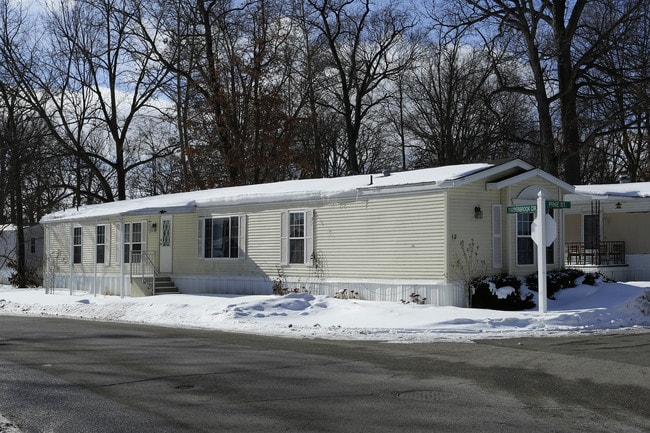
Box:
[535, 192, 547, 313]
[509, 196, 565, 313]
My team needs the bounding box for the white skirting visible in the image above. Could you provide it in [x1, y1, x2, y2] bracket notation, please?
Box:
[52, 273, 468, 307]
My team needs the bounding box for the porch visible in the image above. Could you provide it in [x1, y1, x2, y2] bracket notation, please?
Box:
[565, 241, 626, 266]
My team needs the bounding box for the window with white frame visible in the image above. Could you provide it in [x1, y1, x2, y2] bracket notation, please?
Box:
[281, 210, 313, 265]
[200, 216, 240, 258]
[516, 213, 535, 265]
[72, 226, 82, 264]
[516, 210, 555, 266]
[289, 212, 305, 264]
[96, 225, 106, 264]
[123, 222, 143, 263]
[546, 210, 555, 265]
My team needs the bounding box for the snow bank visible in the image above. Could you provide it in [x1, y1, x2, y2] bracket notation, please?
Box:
[0, 282, 648, 342]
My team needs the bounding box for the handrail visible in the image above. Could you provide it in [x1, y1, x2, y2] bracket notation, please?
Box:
[129, 251, 159, 295]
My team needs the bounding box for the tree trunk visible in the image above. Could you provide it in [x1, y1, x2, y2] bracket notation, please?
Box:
[553, 0, 584, 184]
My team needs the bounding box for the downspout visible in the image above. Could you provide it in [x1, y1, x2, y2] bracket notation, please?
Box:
[69, 223, 73, 296]
[44, 224, 50, 294]
[93, 220, 97, 297]
[119, 218, 124, 298]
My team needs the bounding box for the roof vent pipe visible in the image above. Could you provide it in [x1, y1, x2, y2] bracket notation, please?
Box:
[383, 169, 391, 177]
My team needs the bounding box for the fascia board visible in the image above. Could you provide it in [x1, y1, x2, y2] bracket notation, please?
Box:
[486, 169, 575, 193]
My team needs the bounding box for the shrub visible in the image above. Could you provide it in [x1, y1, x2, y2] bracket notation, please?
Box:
[526, 268, 585, 299]
[489, 273, 522, 290]
[470, 274, 534, 311]
[471, 279, 498, 309]
[8, 260, 41, 288]
[582, 272, 613, 285]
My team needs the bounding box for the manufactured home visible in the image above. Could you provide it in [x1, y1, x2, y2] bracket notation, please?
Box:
[564, 182, 650, 281]
[41, 159, 574, 306]
[0, 224, 44, 284]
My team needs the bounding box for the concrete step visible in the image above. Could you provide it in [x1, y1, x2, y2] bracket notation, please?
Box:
[144, 276, 179, 295]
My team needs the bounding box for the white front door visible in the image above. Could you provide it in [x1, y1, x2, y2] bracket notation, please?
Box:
[159, 216, 172, 273]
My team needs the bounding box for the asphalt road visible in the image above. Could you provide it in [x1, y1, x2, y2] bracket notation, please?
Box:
[0, 316, 648, 432]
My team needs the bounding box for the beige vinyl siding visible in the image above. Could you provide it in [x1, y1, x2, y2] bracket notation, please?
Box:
[564, 200, 650, 255]
[45, 221, 113, 275]
[171, 213, 200, 273]
[247, 209, 284, 272]
[564, 214, 581, 243]
[445, 183, 502, 280]
[173, 211, 266, 277]
[45, 218, 155, 274]
[601, 213, 650, 254]
[45, 222, 71, 271]
[309, 191, 447, 281]
[171, 192, 447, 282]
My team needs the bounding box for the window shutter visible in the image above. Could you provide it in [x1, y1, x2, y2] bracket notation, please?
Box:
[106, 224, 112, 266]
[198, 218, 205, 258]
[69, 224, 74, 265]
[238, 215, 247, 257]
[305, 210, 314, 265]
[115, 222, 122, 265]
[280, 211, 288, 265]
[492, 205, 503, 268]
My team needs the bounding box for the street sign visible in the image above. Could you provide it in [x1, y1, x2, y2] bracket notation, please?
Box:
[546, 200, 571, 209]
[507, 202, 570, 213]
[507, 205, 537, 214]
[531, 214, 557, 247]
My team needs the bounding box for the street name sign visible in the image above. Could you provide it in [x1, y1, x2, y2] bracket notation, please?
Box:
[507, 205, 537, 214]
[546, 200, 571, 209]
[507, 201, 570, 213]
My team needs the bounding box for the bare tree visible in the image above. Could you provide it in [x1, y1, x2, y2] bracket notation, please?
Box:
[138, 0, 313, 187]
[579, 0, 649, 183]
[0, 82, 57, 285]
[304, 0, 417, 174]
[1, 0, 173, 203]
[442, 0, 645, 184]
[398, 34, 534, 167]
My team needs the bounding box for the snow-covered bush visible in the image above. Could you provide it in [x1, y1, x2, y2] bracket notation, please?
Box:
[525, 268, 584, 299]
[471, 274, 535, 311]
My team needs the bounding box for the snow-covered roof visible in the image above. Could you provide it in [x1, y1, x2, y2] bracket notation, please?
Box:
[574, 182, 650, 198]
[41, 162, 508, 223]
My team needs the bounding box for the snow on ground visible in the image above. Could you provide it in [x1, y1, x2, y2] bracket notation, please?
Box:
[0, 281, 648, 343]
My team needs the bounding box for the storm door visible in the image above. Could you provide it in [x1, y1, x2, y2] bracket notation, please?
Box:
[159, 215, 173, 273]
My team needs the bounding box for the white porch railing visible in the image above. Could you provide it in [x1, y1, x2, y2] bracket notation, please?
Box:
[129, 251, 159, 295]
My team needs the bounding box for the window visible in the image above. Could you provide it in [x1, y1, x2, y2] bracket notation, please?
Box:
[123, 222, 143, 263]
[546, 210, 555, 265]
[30, 238, 36, 254]
[583, 214, 600, 249]
[72, 226, 82, 264]
[96, 225, 106, 264]
[289, 212, 305, 264]
[516, 210, 555, 266]
[516, 213, 535, 265]
[200, 216, 240, 258]
[281, 210, 313, 265]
